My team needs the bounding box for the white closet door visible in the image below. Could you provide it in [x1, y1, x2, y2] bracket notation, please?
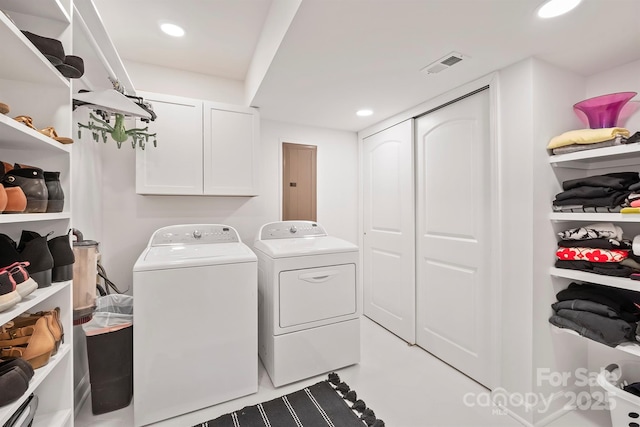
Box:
[415, 89, 494, 388]
[362, 119, 415, 344]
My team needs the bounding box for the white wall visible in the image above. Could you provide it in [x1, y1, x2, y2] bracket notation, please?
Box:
[97, 63, 358, 293]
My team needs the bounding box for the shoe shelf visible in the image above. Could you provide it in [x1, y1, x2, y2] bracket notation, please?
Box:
[0, 114, 72, 154]
[0, 11, 69, 88]
[550, 267, 640, 292]
[549, 212, 640, 223]
[34, 408, 73, 427]
[0, 281, 70, 328]
[548, 143, 640, 170]
[0, 342, 71, 426]
[551, 325, 640, 357]
[0, 213, 71, 224]
[0, 0, 71, 24]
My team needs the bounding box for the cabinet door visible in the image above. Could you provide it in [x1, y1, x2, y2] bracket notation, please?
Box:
[136, 92, 203, 195]
[203, 102, 259, 196]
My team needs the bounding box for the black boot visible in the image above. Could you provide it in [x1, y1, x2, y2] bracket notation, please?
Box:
[0, 234, 20, 268]
[17, 231, 53, 288]
[47, 232, 74, 282]
[44, 172, 64, 213]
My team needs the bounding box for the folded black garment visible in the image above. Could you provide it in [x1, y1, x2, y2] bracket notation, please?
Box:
[555, 259, 634, 277]
[552, 191, 631, 207]
[549, 310, 634, 347]
[554, 186, 617, 201]
[558, 238, 631, 250]
[552, 299, 623, 319]
[624, 131, 640, 145]
[630, 181, 640, 192]
[556, 281, 640, 321]
[552, 205, 623, 213]
[562, 172, 640, 191]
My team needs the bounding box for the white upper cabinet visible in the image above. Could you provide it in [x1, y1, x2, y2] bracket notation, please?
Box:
[203, 101, 259, 196]
[135, 92, 204, 195]
[135, 92, 259, 196]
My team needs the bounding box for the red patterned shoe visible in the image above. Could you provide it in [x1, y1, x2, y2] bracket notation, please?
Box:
[1, 262, 37, 298]
[0, 270, 20, 312]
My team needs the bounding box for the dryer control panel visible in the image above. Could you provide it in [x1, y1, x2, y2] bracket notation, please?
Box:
[149, 224, 240, 246]
[259, 221, 327, 240]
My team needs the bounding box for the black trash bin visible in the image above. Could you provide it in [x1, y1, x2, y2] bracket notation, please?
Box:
[82, 294, 133, 415]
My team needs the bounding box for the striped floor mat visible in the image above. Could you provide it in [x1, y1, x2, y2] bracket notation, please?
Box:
[194, 373, 385, 427]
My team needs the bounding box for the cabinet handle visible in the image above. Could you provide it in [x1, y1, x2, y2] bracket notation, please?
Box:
[299, 270, 339, 283]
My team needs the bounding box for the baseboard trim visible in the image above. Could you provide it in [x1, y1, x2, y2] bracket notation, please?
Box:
[74, 373, 91, 418]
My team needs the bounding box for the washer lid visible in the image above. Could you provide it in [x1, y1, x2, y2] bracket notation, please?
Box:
[253, 236, 358, 258]
[134, 242, 257, 271]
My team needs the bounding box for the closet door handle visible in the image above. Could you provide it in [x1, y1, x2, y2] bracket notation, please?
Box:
[299, 270, 339, 283]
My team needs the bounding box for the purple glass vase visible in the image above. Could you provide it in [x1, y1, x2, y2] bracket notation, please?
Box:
[573, 91, 637, 129]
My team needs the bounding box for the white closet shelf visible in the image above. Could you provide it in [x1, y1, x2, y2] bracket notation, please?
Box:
[0, 0, 70, 24]
[550, 267, 640, 292]
[551, 325, 640, 357]
[0, 281, 70, 327]
[33, 408, 72, 427]
[0, 213, 70, 224]
[550, 212, 640, 222]
[0, 13, 70, 88]
[0, 343, 71, 425]
[548, 144, 640, 170]
[0, 114, 72, 154]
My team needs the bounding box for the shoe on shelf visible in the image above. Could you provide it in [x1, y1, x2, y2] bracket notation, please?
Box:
[0, 366, 29, 406]
[2, 187, 27, 214]
[39, 126, 73, 144]
[17, 231, 53, 288]
[0, 185, 6, 212]
[11, 308, 63, 355]
[20, 31, 65, 66]
[56, 55, 84, 79]
[44, 172, 64, 213]
[0, 262, 38, 298]
[48, 232, 73, 282]
[1, 168, 48, 213]
[0, 357, 34, 381]
[0, 102, 9, 115]
[13, 115, 37, 131]
[0, 316, 55, 369]
[0, 270, 20, 313]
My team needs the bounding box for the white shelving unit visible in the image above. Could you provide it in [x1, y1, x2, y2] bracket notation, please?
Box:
[551, 325, 640, 357]
[550, 143, 640, 358]
[0, 0, 74, 425]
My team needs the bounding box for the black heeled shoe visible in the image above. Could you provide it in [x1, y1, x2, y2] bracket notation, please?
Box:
[17, 231, 54, 288]
[48, 231, 74, 282]
[44, 171, 64, 213]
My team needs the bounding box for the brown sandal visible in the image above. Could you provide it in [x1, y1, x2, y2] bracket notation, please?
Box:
[13, 115, 37, 130]
[39, 126, 73, 144]
[0, 102, 9, 115]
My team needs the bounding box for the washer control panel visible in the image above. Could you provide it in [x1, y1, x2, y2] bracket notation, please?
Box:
[149, 224, 240, 246]
[259, 221, 327, 240]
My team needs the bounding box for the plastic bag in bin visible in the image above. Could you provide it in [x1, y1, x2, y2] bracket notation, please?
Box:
[82, 294, 133, 337]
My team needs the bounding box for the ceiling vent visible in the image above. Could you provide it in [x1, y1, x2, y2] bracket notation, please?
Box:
[421, 52, 467, 75]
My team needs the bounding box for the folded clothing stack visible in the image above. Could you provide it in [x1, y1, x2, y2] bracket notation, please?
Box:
[547, 127, 638, 155]
[555, 223, 634, 277]
[552, 172, 640, 213]
[549, 282, 640, 347]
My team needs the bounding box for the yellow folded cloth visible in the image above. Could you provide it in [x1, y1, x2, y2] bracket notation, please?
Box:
[621, 207, 640, 214]
[547, 127, 630, 149]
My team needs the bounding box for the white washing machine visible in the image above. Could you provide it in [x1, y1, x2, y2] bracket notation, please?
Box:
[253, 220, 360, 387]
[132, 224, 257, 427]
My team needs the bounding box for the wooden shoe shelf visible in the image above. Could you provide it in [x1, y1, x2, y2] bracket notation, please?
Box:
[0, 0, 74, 425]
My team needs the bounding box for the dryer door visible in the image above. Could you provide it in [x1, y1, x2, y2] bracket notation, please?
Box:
[279, 263, 356, 328]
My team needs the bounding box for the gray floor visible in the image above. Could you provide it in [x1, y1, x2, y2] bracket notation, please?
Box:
[75, 317, 611, 427]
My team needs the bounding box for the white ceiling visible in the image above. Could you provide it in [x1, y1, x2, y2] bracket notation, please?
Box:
[93, 0, 640, 132]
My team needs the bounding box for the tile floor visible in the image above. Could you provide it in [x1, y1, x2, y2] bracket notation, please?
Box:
[75, 317, 611, 427]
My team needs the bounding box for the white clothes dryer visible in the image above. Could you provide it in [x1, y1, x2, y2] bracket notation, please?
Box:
[253, 221, 360, 387]
[132, 224, 257, 427]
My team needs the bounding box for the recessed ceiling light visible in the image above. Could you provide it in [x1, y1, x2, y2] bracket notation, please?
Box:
[160, 22, 185, 37]
[356, 109, 373, 117]
[537, 0, 582, 18]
